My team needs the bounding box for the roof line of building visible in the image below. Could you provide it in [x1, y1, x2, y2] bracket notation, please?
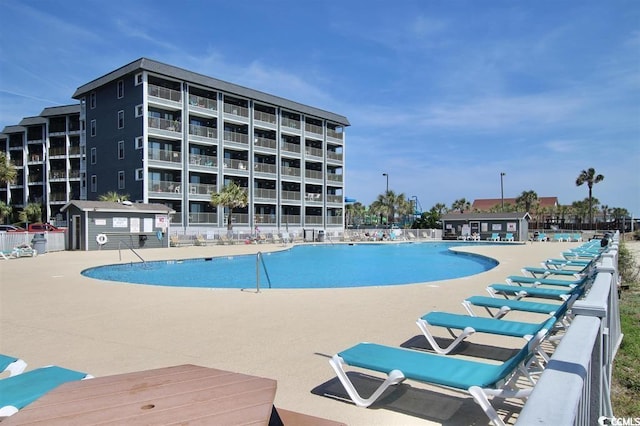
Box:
[72, 57, 350, 126]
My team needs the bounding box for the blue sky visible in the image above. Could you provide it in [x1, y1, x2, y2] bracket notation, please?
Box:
[1, 0, 639, 216]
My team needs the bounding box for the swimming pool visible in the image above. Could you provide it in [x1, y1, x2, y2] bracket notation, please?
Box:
[82, 243, 498, 289]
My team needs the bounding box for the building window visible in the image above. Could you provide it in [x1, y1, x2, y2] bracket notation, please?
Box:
[118, 140, 125, 159]
[135, 73, 143, 86]
[90, 175, 97, 192]
[135, 136, 143, 149]
[90, 147, 97, 164]
[117, 110, 124, 129]
[135, 104, 143, 117]
[135, 168, 144, 181]
[117, 80, 124, 98]
[90, 119, 96, 137]
[90, 92, 96, 109]
[118, 171, 125, 189]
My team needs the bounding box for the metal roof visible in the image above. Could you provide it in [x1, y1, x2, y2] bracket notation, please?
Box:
[72, 57, 350, 126]
[18, 116, 46, 126]
[40, 104, 81, 117]
[1, 125, 26, 133]
[60, 200, 175, 214]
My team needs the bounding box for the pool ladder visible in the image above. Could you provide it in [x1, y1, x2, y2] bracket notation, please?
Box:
[118, 239, 146, 264]
[255, 252, 272, 292]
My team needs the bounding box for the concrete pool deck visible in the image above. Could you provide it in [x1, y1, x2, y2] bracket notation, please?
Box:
[0, 240, 620, 425]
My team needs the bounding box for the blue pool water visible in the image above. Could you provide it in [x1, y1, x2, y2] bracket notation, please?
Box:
[82, 243, 497, 289]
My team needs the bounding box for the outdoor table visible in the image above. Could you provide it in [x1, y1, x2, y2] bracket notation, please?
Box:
[4, 364, 279, 425]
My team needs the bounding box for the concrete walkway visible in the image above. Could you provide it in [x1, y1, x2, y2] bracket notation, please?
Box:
[0, 240, 609, 425]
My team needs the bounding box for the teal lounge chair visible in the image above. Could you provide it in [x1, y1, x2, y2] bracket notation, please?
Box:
[505, 275, 588, 288]
[503, 233, 514, 242]
[329, 324, 553, 426]
[521, 265, 587, 279]
[488, 284, 576, 301]
[462, 295, 567, 319]
[544, 258, 593, 269]
[0, 354, 27, 377]
[487, 233, 500, 241]
[416, 311, 557, 357]
[0, 365, 92, 417]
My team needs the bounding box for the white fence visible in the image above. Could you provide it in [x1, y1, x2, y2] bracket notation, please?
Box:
[0, 231, 67, 253]
[517, 235, 622, 425]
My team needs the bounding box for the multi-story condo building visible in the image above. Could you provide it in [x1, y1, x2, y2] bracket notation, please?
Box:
[1, 58, 349, 233]
[0, 105, 83, 224]
[72, 58, 349, 232]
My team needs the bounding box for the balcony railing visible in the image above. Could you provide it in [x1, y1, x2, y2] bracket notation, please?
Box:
[327, 151, 343, 161]
[281, 166, 300, 177]
[305, 193, 323, 202]
[189, 212, 217, 224]
[149, 149, 182, 163]
[254, 163, 276, 174]
[69, 170, 81, 179]
[189, 153, 217, 167]
[254, 110, 276, 124]
[282, 117, 300, 130]
[223, 130, 249, 144]
[28, 175, 43, 183]
[327, 173, 343, 182]
[148, 84, 182, 103]
[148, 117, 181, 132]
[281, 214, 300, 225]
[327, 129, 343, 140]
[305, 122, 324, 135]
[188, 182, 217, 196]
[282, 142, 301, 153]
[305, 146, 323, 158]
[149, 180, 182, 193]
[326, 194, 342, 203]
[281, 190, 301, 201]
[304, 216, 323, 224]
[188, 94, 217, 111]
[49, 192, 68, 202]
[69, 146, 81, 155]
[223, 103, 249, 118]
[326, 216, 343, 224]
[227, 213, 249, 224]
[49, 147, 66, 157]
[49, 170, 67, 180]
[305, 170, 323, 180]
[223, 159, 248, 171]
[254, 136, 277, 150]
[189, 123, 217, 139]
[254, 188, 277, 199]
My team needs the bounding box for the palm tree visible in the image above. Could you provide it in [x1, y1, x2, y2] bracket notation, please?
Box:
[0, 152, 17, 185]
[600, 204, 610, 229]
[345, 202, 366, 228]
[0, 201, 12, 224]
[576, 168, 604, 228]
[451, 198, 470, 213]
[433, 203, 448, 216]
[370, 191, 394, 225]
[210, 181, 248, 231]
[98, 191, 130, 202]
[19, 203, 42, 224]
[516, 190, 538, 213]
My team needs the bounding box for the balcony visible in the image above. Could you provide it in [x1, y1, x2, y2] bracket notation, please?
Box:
[69, 146, 81, 156]
[327, 173, 343, 183]
[254, 188, 277, 200]
[49, 147, 66, 157]
[149, 149, 182, 164]
[305, 193, 323, 203]
[282, 142, 301, 154]
[189, 212, 217, 224]
[281, 166, 301, 178]
[28, 175, 43, 184]
[188, 94, 217, 111]
[149, 180, 182, 194]
[223, 130, 249, 145]
[50, 170, 67, 180]
[148, 84, 181, 103]
[326, 194, 342, 203]
[27, 154, 43, 164]
[305, 146, 323, 158]
[189, 153, 217, 168]
[281, 214, 301, 225]
[254, 110, 276, 125]
[188, 182, 217, 197]
[305, 170, 323, 180]
[305, 122, 323, 136]
[223, 103, 249, 119]
[49, 192, 68, 202]
[304, 216, 323, 225]
[223, 158, 249, 171]
[189, 123, 217, 140]
[254, 136, 277, 150]
[69, 170, 81, 179]
[327, 151, 343, 162]
[281, 190, 301, 202]
[254, 163, 276, 174]
[282, 117, 300, 130]
[148, 117, 182, 133]
[327, 128, 344, 141]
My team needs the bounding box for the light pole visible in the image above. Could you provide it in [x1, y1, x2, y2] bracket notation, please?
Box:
[382, 173, 388, 193]
[500, 172, 506, 211]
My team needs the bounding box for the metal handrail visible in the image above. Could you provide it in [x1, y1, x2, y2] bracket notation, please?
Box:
[255, 251, 272, 292]
[118, 239, 146, 264]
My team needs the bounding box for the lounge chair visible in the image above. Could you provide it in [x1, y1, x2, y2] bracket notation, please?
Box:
[521, 265, 587, 279]
[11, 244, 37, 257]
[503, 233, 514, 242]
[0, 250, 14, 260]
[505, 275, 588, 288]
[329, 325, 552, 426]
[462, 295, 568, 319]
[488, 284, 576, 301]
[487, 233, 500, 241]
[535, 233, 548, 242]
[416, 311, 557, 356]
[0, 365, 92, 417]
[0, 354, 27, 377]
